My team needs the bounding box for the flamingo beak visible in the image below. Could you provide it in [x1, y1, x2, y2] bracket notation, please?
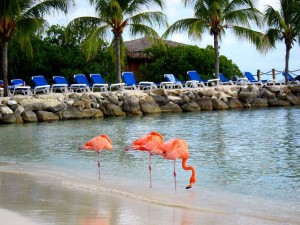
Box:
[185, 184, 192, 189]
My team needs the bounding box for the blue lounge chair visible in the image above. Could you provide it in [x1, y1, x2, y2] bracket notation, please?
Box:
[90, 74, 125, 91]
[281, 72, 300, 84]
[187, 70, 219, 86]
[244, 72, 277, 85]
[122, 72, 157, 90]
[0, 80, 4, 97]
[31, 75, 51, 94]
[89, 74, 108, 91]
[73, 74, 91, 92]
[162, 74, 184, 89]
[10, 79, 32, 95]
[52, 76, 86, 93]
[219, 73, 234, 85]
[244, 72, 264, 85]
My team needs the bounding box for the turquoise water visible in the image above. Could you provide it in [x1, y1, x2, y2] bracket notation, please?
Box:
[0, 107, 300, 224]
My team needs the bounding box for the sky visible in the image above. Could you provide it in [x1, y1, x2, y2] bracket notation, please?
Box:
[46, 0, 300, 79]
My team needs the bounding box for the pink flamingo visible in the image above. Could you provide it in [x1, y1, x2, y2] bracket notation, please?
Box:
[125, 131, 164, 188]
[158, 139, 196, 190]
[79, 134, 113, 180]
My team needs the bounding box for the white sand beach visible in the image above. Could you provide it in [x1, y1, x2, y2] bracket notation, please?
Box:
[0, 169, 299, 225]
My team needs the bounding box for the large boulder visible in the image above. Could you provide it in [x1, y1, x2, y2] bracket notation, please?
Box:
[36, 111, 60, 122]
[47, 102, 66, 113]
[181, 101, 200, 112]
[289, 86, 300, 95]
[2, 114, 17, 124]
[14, 106, 25, 115]
[262, 89, 276, 99]
[160, 102, 182, 113]
[56, 106, 83, 120]
[122, 95, 141, 113]
[268, 99, 290, 107]
[103, 102, 126, 116]
[22, 111, 38, 123]
[195, 97, 213, 111]
[108, 94, 120, 105]
[18, 98, 46, 111]
[0, 105, 13, 115]
[251, 98, 268, 107]
[238, 91, 259, 104]
[228, 98, 244, 109]
[212, 98, 228, 110]
[139, 96, 161, 114]
[167, 95, 185, 105]
[81, 108, 103, 118]
[265, 86, 282, 94]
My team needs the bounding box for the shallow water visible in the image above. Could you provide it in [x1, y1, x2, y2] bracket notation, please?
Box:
[0, 107, 299, 224]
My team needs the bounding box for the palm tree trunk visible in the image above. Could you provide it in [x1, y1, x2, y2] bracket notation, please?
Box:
[285, 45, 290, 85]
[1, 41, 9, 96]
[115, 35, 122, 83]
[214, 33, 220, 81]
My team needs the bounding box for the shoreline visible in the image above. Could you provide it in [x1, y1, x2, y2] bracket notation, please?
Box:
[1, 85, 300, 125]
[0, 208, 40, 225]
[0, 166, 299, 225]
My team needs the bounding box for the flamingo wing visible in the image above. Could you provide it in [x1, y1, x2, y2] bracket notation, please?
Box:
[159, 139, 189, 160]
[80, 134, 113, 151]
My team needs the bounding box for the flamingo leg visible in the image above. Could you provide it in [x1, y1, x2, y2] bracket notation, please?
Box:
[174, 160, 177, 191]
[98, 151, 101, 180]
[149, 153, 152, 188]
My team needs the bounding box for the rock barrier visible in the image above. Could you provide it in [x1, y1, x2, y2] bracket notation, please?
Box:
[0, 85, 299, 124]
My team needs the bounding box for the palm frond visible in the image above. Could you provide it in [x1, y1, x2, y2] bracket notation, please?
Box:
[126, 0, 164, 15]
[231, 25, 264, 48]
[129, 11, 167, 28]
[128, 23, 160, 39]
[23, 0, 72, 18]
[66, 16, 107, 41]
[81, 25, 110, 60]
[162, 18, 208, 40]
[225, 7, 263, 28]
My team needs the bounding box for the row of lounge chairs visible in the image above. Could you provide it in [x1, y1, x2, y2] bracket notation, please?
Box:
[0, 71, 298, 97]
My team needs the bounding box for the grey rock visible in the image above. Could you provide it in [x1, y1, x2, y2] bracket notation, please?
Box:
[22, 111, 38, 123]
[268, 99, 290, 107]
[251, 98, 268, 107]
[160, 102, 182, 113]
[212, 98, 228, 110]
[36, 111, 60, 122]
[195, 97, 213, 111]
[139, 96, 161, 114]
[181, 101, 200, 112]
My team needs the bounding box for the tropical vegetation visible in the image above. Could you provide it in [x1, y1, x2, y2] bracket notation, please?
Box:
[141, 44, 241, 82]
[7, 25, 115, 84]
[163, 0, 263, 80]
[263, 0, 300, 84]
[0, 0, 72, 96]
[66, 0, 167, 83]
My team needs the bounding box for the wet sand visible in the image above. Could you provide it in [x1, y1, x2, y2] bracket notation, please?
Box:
[0, 170, 299, 225]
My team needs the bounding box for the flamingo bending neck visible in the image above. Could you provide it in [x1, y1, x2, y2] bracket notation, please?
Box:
[181, 158, 196, 189]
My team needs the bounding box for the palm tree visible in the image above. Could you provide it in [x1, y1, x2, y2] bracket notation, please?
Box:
[163, 0, 263, 79]
[67, 0, 167, 83]
[0, 0, 72, 96]
[264, 0, 300, 85]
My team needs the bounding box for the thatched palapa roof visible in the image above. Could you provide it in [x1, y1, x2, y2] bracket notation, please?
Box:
[124, 37, 185, 59]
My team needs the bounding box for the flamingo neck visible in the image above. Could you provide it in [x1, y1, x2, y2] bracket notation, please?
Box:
[181, 158, 196, 189]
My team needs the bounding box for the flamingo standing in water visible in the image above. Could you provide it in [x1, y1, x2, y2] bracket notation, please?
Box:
[125, 131, 164, 188]
[79, 134, 113, 180]
[158, 139, 196, 190]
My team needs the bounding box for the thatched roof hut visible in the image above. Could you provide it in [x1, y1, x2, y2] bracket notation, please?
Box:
[124, 37, 185, 73]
